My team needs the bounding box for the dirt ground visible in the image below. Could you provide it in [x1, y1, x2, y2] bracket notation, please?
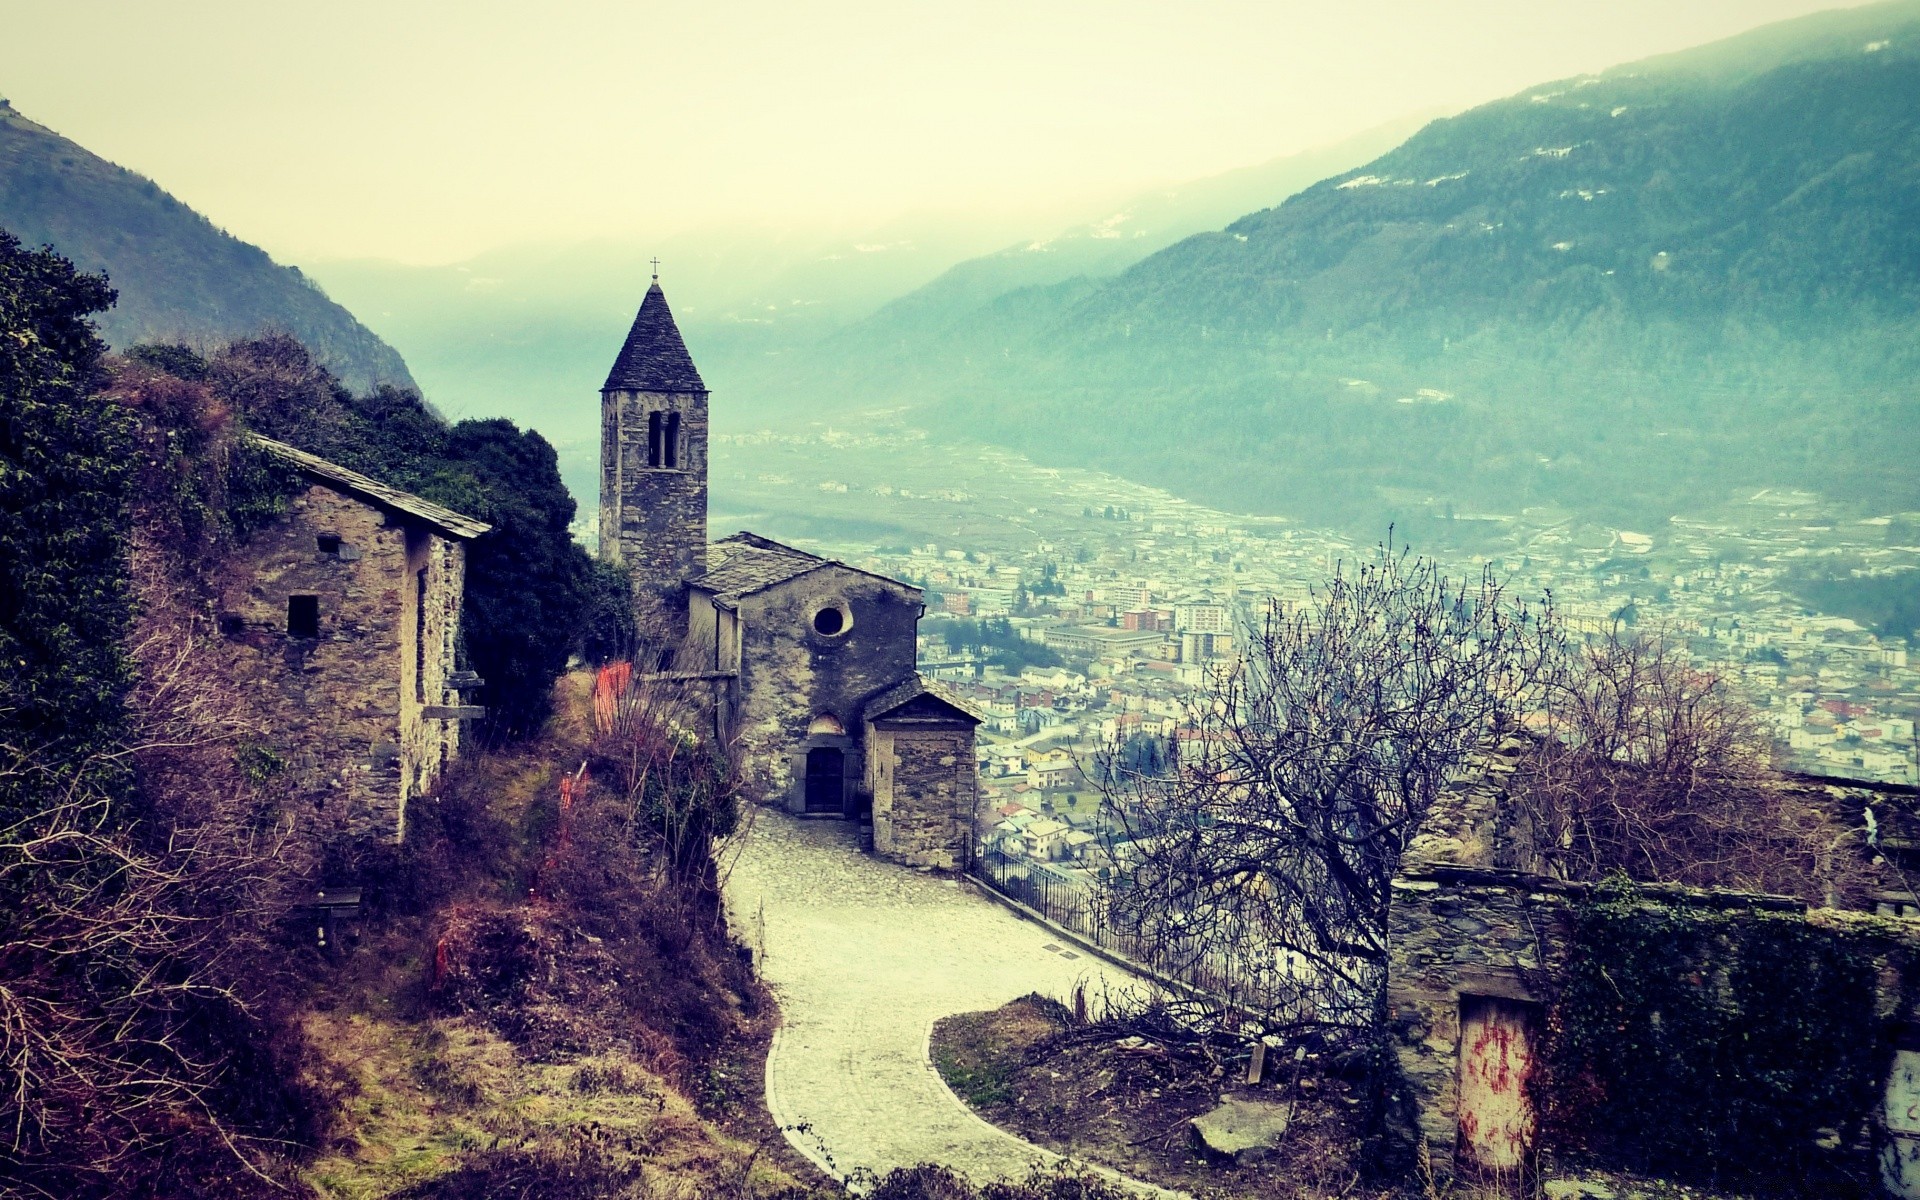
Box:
[931, 996, 1370, 1200]
[929, 997, 1787, 1200]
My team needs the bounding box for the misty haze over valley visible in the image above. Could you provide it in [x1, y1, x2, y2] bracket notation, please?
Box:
[4, 2, 1919, 1197]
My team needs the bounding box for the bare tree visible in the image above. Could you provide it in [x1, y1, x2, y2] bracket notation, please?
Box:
[1515, 625, 1873, 905]
[1100, 540, 1552, 1038]
[0, 552, 311, 1193]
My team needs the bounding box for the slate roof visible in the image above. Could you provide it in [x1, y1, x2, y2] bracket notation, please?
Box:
[251, 436, 491, 540]
[602, 282, 706, 393]
[863, 674, 984, 725]
[691, 531, 924, 604]
[693, 533, 826, 601]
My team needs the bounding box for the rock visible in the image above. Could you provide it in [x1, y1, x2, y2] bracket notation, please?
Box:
[1189, 1096, 1292, 1165]
[1543, 1180, 1616, 1200]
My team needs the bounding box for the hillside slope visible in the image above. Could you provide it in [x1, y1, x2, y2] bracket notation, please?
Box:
[0, 100, 414, 392]
[883, 0, 1920, 527]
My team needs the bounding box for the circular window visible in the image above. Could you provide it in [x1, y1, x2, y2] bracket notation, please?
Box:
[812, 605, 849, 637]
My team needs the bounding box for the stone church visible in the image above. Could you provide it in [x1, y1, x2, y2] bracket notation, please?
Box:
[598, 279, 978, 869]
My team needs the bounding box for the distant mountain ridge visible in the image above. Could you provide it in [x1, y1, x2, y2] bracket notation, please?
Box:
[307, 120, 1419, 506]
[769, 115, 1435, 397]
[0, 99, 413, 392]
[854, 120, 1439, 333]
[831, 0, 1920, 528]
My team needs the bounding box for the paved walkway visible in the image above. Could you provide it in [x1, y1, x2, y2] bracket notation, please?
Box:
[722, 810, 1168, 1193]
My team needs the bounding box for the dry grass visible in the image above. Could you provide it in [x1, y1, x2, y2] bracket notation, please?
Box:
[300, 1011, 809, 1199]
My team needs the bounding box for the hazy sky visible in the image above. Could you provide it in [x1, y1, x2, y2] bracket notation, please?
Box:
[0, 0, 1876, 265]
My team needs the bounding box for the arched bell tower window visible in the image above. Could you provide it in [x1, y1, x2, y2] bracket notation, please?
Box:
[645, 410, 682, 469]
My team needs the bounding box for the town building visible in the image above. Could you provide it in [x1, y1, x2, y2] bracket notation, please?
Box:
[216, 437, 489, 842]
[1174, 599, 1229, 633]
[1042, 626, 1165, 658]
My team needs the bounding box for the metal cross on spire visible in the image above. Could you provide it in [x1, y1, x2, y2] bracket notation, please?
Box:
[650, 257, 661, 281]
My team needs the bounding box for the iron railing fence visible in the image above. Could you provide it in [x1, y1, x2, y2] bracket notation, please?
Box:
[970, 845, 1316, 1023]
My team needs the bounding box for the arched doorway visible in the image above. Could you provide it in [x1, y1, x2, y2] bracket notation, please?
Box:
[804, 746, 846, 815]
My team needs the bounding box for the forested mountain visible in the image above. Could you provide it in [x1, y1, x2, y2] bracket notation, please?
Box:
[0, 99, 414, 392]
[832, 0, 1920, 528]
[735, 115, 1434, 404]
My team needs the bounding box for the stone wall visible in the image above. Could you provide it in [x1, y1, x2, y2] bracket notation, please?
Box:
[396, 528, 468, 837]
[1385, 867, 1576, 1163]
[1373, 740, 1920, 1184]
[1384, 863, 1920, 1186]
[216, 481, 468, 842]
[867, 724, 976, 870]
[727, 565, 922, 806]
[600, 386, 707, 633]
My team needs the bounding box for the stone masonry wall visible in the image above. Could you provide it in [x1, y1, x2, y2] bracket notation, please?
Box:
[396, 529, 467, 837]
[868, 725, 976, 870]
[217, 482, 466, 842]
[1385, 866, 1920, 1181]
[729, 566, 921, 806]
[1385, 869, 1575, 1162]
[601, 386, 707, 634]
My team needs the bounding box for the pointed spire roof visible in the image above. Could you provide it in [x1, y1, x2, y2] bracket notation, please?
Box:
[602, 281, 706, 393]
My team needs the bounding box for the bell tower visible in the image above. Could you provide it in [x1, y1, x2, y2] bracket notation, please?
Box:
[599, 270, 708, 633]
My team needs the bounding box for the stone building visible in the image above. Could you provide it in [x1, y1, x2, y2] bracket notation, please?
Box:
[861, 677, 981, 870]
[599, 281, 979, 869]
[598, 280, 708, 634]
[1382, 755, 1920, 1186]
[216, 437, 488, 842]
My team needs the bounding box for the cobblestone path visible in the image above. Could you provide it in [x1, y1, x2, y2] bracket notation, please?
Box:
[722, 809, 1168, 1193]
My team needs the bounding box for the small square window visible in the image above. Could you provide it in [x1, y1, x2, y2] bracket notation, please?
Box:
[288, 595, 320, 638]
[317, 534, 342, 556]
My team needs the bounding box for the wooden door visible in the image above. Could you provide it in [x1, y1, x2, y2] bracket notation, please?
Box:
[1458, 994, 1536, 1175]
[804, 747, 845, 814]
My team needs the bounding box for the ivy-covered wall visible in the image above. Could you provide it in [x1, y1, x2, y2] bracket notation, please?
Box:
[1545, 880, 1913, 1193]
[1386, 866, 1920, 1195]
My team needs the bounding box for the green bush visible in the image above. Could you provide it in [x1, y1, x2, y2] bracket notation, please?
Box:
[0, 230, 133, 821]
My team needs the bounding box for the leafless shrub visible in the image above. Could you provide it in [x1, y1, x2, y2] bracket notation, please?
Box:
[426, 656, 754, 1085]
[0, 546, 316, 1193]
[1514, 624, 1875, 904]
[861, 1161, 1131, 1200]
[587, 658, 740, 900]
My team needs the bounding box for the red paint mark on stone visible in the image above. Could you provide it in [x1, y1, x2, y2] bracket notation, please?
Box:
[1459, 997, 1536, 1171]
